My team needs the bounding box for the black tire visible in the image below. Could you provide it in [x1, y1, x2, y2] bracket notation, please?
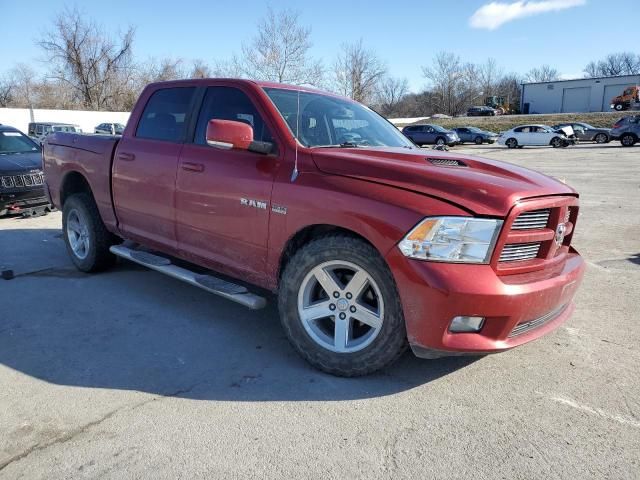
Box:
[550, 137, 562, 148]
[435, 137, 446, 146]
[614, 103, 624, 111]
[278, 234, 407, 377]
[474, 136, 483, 145]
[505, 138, 517, 149]
[62, 193, 117, 272]
[620, 133, 637, 147]
[594, 133, 608, 144]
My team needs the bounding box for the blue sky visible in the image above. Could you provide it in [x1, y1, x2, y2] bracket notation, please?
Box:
[1, 0, 637, 92]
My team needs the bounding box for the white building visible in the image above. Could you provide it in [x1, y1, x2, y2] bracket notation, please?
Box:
[520, 74, 640, 114]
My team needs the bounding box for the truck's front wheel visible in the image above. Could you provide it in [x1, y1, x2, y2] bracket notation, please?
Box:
[62, 193, 117, 272]
[278, 235, 407, 376]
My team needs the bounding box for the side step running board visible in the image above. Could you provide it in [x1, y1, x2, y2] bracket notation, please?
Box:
[109, 245, 267, 310]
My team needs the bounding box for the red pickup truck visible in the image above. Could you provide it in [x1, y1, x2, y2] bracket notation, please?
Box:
[43, 79, 585, 376]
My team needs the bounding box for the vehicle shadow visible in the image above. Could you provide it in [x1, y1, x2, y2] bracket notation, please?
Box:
[0, 228, 480, 402]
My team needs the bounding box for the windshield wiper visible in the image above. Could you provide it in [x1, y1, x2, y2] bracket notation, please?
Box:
[315, 142, 361, 148]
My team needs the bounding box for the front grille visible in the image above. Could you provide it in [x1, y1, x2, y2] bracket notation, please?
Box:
[511, 209, 550, 230]
[508, 304, 568, 337]
[499, 242, 541, 262]
[1, 173, 44, 189]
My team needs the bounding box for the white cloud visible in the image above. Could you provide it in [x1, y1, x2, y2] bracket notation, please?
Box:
[470, 0, 586, 30]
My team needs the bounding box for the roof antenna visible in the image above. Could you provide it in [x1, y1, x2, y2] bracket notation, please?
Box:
[290, 89, 300, 182]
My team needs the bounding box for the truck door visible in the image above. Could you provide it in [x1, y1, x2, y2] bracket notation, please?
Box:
[112, 86, 196, 250]
[175, 85, 279, 283]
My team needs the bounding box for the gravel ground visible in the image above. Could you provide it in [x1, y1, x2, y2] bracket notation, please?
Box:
[0, 142, 638, 479]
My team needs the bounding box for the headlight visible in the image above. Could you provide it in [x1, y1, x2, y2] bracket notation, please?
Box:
[398, 217, 503, 263]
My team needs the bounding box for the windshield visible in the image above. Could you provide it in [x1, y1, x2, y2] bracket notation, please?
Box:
[263, 88, 414, 148]
[0, 130, 41, 154]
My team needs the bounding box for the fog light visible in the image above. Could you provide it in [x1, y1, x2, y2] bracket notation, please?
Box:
[449, 316, 485, 333]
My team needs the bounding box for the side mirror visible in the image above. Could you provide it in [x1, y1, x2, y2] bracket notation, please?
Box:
[206, 119, 253, 150]
[206, 119, 274, 154]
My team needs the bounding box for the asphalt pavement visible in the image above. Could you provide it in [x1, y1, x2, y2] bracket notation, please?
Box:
[0, 142, 638, 479]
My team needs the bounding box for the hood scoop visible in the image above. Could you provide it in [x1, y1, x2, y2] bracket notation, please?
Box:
[428, 157, 467, 167]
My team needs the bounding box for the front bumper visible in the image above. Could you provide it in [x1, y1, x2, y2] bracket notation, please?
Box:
[386, 247, 585, 357]
[1, 187, 49, 213]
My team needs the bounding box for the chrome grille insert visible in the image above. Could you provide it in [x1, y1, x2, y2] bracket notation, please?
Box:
[512, 209, 551, 230]
[0, 173, 43, 189]
[509, 304, 568, 337]
[499, 242, 541, 262]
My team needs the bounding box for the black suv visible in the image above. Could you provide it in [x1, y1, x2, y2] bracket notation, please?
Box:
[0, 124, 50, 216]
[467, 106, 496, 117]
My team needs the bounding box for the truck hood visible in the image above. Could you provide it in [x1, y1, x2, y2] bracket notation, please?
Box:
[0, 151, 43, 174]
[311, 147, 576, 216]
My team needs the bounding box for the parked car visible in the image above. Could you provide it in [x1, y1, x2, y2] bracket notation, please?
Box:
[497, 124, 572, 149]
[552, 122, 610, 143]
[610, 115, 639, 147]
[402, 124, 460, 146]
[467, 106, 496, 117]
[28, 122, 81, 143]
[0, 124, 50, 216]
[95, 123, 125, 135]
[43, 79, 584, 376]
[453, 127, 498, 144]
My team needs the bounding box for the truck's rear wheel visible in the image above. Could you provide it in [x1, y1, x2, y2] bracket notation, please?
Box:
[62, 193, 117, 272]
[278, 235, 407, 376]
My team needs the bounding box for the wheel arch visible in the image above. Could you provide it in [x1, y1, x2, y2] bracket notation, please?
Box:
[277, 224, 377, 286]
[60, 170, 95, 207]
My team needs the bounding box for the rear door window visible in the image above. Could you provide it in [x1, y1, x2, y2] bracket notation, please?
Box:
[136, 87, 196, 142]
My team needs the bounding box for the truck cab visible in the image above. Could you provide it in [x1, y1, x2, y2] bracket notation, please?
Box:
[42, 79, 585, 376]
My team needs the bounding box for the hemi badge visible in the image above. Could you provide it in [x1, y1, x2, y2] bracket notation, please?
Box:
[271, 205, 287, 215]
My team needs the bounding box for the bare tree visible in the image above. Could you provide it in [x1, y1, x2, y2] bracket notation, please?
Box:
[38, 7, 135, 110]
[233, 7, 323, 85]
[139, 57, 185, 83]
[0, 76, 12, 107]
[5, 64, 39, 108]
[524, 65, 560, 83]
[422, 52, 479, 115]
[495, 73, 523, 112]
[189, 59, 211, 79]
[375, 76, 409, 116]
[333, 39, 387, 104]
[584, 52, 640, 77]
[477, 58, 503, 96]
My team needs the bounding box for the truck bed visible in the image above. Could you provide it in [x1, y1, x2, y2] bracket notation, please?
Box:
[43, 133, 121, 230]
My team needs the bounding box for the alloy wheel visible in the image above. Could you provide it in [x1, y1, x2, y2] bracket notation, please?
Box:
[297, 260, 384, 353]
[66, 208, 90, 260]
